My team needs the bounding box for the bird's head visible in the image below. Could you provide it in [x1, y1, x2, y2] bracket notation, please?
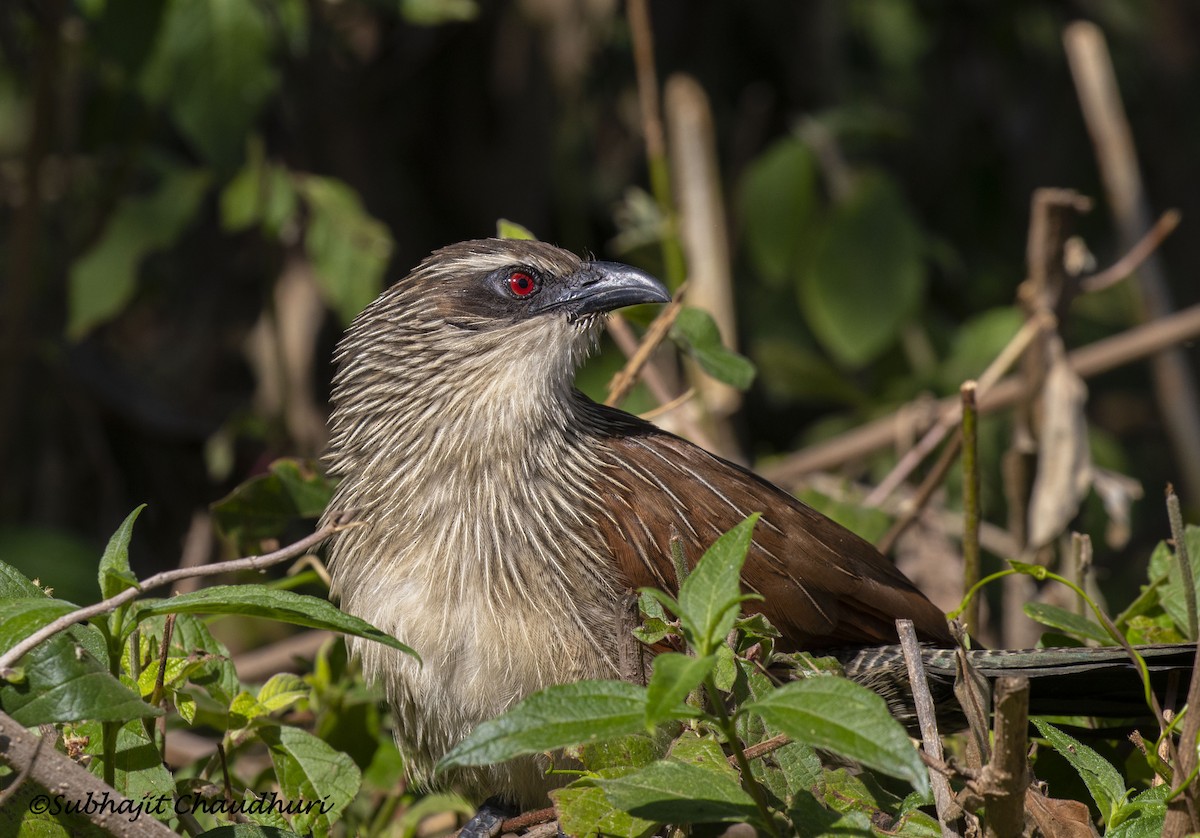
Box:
[329, 239, 668, 458]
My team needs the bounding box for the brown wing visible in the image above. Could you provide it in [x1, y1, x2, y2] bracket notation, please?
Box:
[586, 406, 952, 651]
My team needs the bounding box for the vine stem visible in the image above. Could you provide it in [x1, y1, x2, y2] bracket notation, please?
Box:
[704, 675, 780, 837]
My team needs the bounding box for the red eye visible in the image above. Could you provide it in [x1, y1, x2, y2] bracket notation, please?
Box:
[508, 271, 537, 297]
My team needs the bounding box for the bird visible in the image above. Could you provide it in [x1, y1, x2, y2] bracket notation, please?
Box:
[320, 238, 1189, 826]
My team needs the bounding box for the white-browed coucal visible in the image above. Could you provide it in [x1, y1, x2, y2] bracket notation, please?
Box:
[320, 238, 1189, 815]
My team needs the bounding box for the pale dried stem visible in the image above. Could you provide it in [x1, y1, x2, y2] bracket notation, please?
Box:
[0, 523, 341, 676]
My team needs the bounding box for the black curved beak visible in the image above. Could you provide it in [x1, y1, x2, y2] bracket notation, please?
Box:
[530, 261, 670, 315]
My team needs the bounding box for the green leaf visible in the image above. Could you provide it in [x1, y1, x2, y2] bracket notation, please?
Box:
[938, 307, 1023, 393]
[579, 729, 673, 773]
[1032, 719, 1128, 825]
[1146, 525, 1200, 637]
[644, 653, 714, 728]
[139, 0, 279, 170]
[595, 759, 761, 826]
[211, 458, 336, 549]
[740, 137, 820, 286]
[438, 680, 655, 770]
[676, 515, 760, 656]
[221, 150, 298, 235]
[0, 633, 160, 725]
[191, 827, 306, 838]
[553, 772, 658, 838]
[745, 677, 929, 797]
[399, 0, 479, 25]
[98, 505, 145, 600]
[670, 307, 757, 390]
[1023, 603, 1110, 645]
[798, 172, 925, 367]
[68, 168, 211, 338]
[258, 673, 310, 714]
[80, 719, 174, 810]
[299, 175, 393, 324]
[496, 218, 537, 240]
[133, 586, 416, 658]
[260, 724, 361, 834]
[0, 598, 80, 652]
[1108, 784, 1169, 837]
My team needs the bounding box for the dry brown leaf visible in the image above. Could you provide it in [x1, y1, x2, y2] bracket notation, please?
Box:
[1028, 343, 1092, 548]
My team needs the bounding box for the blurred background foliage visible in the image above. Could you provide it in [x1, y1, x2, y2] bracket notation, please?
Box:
[1, 0, 1198, 637]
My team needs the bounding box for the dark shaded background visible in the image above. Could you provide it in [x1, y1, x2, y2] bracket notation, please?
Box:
[1, 0, 1197, 629]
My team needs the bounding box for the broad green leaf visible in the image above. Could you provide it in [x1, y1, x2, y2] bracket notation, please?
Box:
[260, 725, 361, 834]
[670, 307, 757, 390]
[1024, 603, 1111, 645]
[1146, 525, 1200, 638]
[740, 138, 820, 287]
[1108, 784, 1169, 837]
[0, 561, 107, 667]
[0, 598, 80, 652]
[230, 690, 268, 727]
[134, 586, 416, 658]
[667, 731, 735, 775]
[676, 515, 760, 656]
[938, 307, 1023, 393]
[258, 673, 310, 714]
[298, 176, 393, 324]
[192, 827, 306, 838]
[139, 0, 279, 170]
[595, 759, 761, 826]
[80, 719, 174, 810]
[98, 505, 145, 600]
[438, 680, 655, 769]
[68, 169, 211, 338]
[400, 0, 479, 25]
[798, 172, 925, 367]
[745, 677, 928, 796]
[553, 772, 658, 838]
[644, 652, 714, 728]
[751, 338, 867, 406]
[211, 458, 335, 550]
[241, 788, 292, 830]
[0, 632, 159, 725]
[1032, 719, 1128, 825]
[496, 218, 537, 240]
[579, 729, 672, 773]
[221, 152, 298, 235]
[135, 655, 203, 699]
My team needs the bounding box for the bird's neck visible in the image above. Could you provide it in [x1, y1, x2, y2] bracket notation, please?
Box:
[326, 317, 601, 518]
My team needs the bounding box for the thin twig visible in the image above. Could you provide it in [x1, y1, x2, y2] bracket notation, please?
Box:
[626, 0, 686, 286]
[1081, 209, 1181, 293]
[1066, 20, 1200, 502]
[640, 387, 696, 421]
[961, 382, 981, 639]
[739, 733, 792, 763]
[499, 807, 556, 833]
[606, 284, 688, 406]
[606, 313, 678, 406]
[1167, 485, 1197, 642]
[0, 521, 343, 676]
[864, 314, 1048, 507]
[876, 430, 962, 555]
[897, 619, 959, 838]
[763, 302, 1200, 484]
